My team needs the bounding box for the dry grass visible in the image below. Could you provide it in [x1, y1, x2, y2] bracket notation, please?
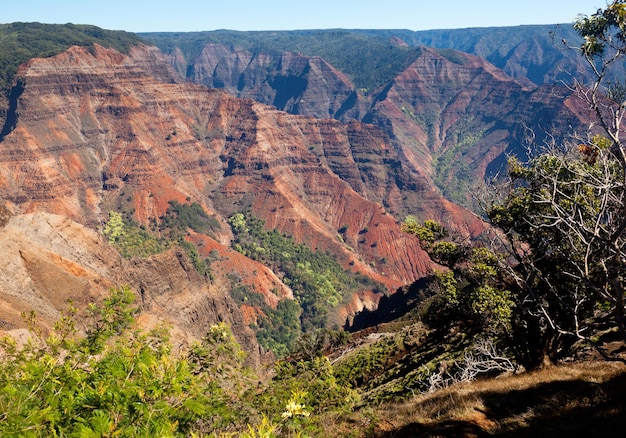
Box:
[351, 360, 626, 437]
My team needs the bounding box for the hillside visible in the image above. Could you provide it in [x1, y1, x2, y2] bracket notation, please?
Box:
[354, 25, 587, 86]
[0, 22, 143, 114]
[142, 25, 585, 91]
[145, 30, 591, 207]
[0, 39, 478, 356]
[0, 13, 626, 436]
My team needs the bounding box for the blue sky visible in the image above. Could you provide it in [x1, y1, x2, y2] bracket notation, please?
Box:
[1, 1, 605, 32]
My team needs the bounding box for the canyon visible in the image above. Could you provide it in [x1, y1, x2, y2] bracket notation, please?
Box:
[153, 30, 590, 206]
[0, 25, 591, 358]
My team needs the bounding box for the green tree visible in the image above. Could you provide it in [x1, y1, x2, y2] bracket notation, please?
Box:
[401, 218, 513, 336]
[103, 210, 125, 244]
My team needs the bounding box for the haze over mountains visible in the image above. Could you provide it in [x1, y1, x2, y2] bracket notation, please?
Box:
[0, 23, 593, 357]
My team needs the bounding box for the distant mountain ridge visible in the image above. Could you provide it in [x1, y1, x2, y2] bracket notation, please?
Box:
[351, 25, 585, 86]
[142, 24, 584, 89]
[143, 28, 590, 207]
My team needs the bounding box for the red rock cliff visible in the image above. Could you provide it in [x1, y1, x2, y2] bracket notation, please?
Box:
[0, 45, 448, 337]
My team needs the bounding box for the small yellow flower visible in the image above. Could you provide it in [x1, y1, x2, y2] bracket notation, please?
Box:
[281, 391, 310, 419]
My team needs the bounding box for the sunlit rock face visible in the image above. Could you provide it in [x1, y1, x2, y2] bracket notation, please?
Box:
[2, 44, 491, 348]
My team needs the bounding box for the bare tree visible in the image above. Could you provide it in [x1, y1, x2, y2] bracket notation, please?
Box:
[484, 2, 626, 365]
[426, 338, 516, 392]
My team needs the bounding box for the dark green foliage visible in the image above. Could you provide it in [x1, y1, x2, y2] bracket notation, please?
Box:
[158, 201, 221, 275]
[227, 272, 267, 308]
[161, 200, 221, 235]
[178, 239, 210, 276]
[291, 328, 351, 361]
[334, 334, 405, 389]
[158, 201, 221, 276]
[255, 299, 302, 357]
[401, 218, 514, 336]
[226, 211, 384, 356]
[0, 22, 143, 104]
[332, 324, 470, 404]
[228, 212, 381, 333]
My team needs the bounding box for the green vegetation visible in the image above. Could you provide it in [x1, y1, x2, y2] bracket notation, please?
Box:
[433, 118, 487, 205]
[0, 22, 143, 106]
[161, 200, 222, 275]
[102, 206, 382, 356]
[3, 287, 625, 437]
[104, 205, 381, 357]
[227, 211, 382, 353]
[161, 200, 221, 235]
[402, 218, 513, 335]
[400, 107, 438, 150]
[0, 287, 220, 436]
[144, 30, 421, 92]
[103, 211, 169, 258]
[0, 288, 359, 437]
[335, 325, 471, 404]
[227, 211, 378, 326]
[102, 200, 218, 276]
[255, 299, 302, 358]
[227, 273, 267, 308]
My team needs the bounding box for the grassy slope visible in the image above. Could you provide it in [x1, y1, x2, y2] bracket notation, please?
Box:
[326, 315, 626, 437]
[369, 360, 626, 437]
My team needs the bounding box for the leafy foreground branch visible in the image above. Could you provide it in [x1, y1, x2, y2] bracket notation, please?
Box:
[2, 285, 625, 437]
[0, 287, 358, 437]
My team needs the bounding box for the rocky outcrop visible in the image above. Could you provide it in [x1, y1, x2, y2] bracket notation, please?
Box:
[183, 44, 365, 121]
[364, 47, 586, 205]
[170, 41, 588, 212]
[0, 212, 265, 365]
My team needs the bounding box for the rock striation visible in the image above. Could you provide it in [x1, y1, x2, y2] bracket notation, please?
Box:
[177, 42, 589, 209]
[0, 44, 472, 343]
[0, 212, 265, 365]
[181, 44, 365, 121]
[363, 47, 587, 205]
